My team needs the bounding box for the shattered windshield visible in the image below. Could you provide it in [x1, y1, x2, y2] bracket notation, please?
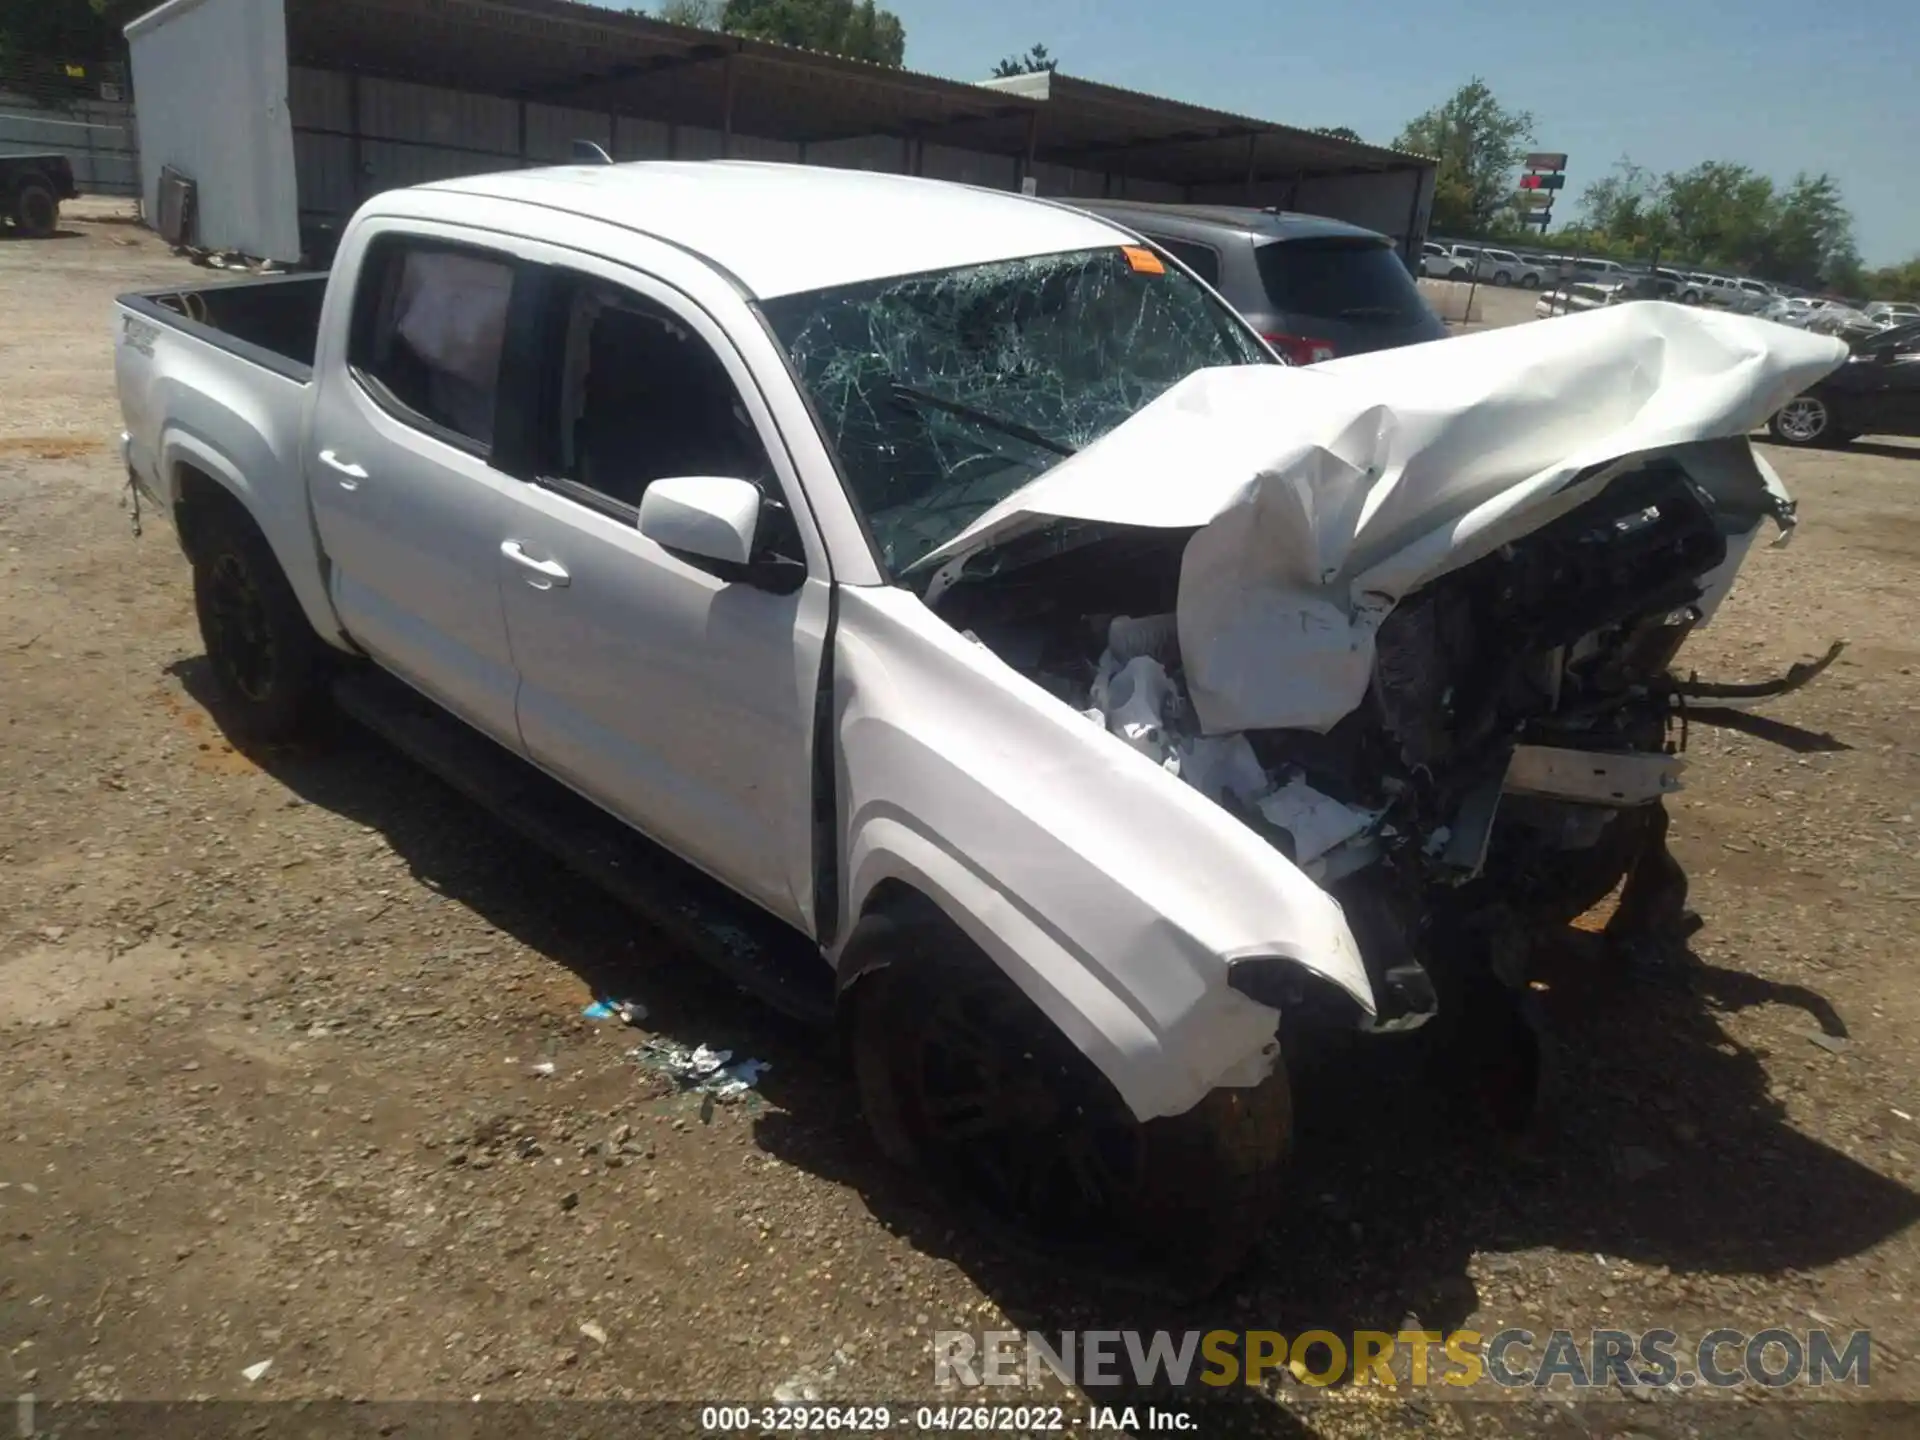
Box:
[761, 246, 1272, 575]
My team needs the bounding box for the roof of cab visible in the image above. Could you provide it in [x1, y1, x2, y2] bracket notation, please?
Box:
[417, 161, 1131, 300]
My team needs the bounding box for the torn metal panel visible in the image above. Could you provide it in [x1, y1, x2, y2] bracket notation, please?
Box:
[832, 584, 1373, 1124]
[1503, 745, 1686, 807]
[914, 304, 1848, 735]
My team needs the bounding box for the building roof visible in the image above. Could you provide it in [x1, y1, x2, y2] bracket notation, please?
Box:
[262, 0, 1428, 192]
[423, 160, 1134, 297]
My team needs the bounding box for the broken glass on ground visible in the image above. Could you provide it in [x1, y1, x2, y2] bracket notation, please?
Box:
[630, 1038, 771, 1102]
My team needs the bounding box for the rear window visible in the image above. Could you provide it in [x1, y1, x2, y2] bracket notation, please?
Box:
[1255, 238, 1430, 326]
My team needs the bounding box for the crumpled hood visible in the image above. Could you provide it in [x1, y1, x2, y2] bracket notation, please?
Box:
[922, 303, 1848, 734]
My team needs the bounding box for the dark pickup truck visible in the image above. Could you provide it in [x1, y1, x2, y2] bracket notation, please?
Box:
[1, 153, 78, 237]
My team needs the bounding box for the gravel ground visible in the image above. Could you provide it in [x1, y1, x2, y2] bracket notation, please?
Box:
[4, 201, 1920, 1438]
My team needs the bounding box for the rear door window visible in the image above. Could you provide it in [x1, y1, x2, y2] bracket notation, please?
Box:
[1255, 238, 1430, 325]
[349, 238, 516, 452]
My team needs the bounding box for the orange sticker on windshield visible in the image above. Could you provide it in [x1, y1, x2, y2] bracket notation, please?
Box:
[1121, 246, 1166, 274]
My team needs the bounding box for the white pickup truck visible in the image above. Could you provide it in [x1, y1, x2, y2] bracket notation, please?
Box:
[117, 160, 1848, 1290]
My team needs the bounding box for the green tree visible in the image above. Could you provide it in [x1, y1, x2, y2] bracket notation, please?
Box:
[991, 43, 1056, 77]
[655, 0, 722, 28]
[1570, 155, 1859, 288]
[1862, 256, 1920, 303]
[0, 0, 144, 62]
[720, 0, 905, 66]
[1393, 78, 1535, 233]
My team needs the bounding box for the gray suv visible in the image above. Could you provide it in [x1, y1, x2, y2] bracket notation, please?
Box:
[1067, 200, 1448, 362]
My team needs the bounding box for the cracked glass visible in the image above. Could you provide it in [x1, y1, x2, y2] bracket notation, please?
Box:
[762, 246, 1272, 575]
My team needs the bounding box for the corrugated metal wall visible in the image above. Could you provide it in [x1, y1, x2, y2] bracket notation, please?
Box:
[286, 66, 1197, 233]
[0, 92, 139, 197]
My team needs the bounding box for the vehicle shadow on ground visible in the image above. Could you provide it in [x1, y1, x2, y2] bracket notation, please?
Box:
[756, 928, 1920, 1432]
[0, 229, 82, 243]
[176, 658, 1920, 1434]
[169, 657, 829, 1089]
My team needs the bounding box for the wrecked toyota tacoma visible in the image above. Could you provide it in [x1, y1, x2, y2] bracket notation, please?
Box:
[114, 161, 1850, 1292]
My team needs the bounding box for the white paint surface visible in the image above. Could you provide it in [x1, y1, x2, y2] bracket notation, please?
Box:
[126, 0, 301, 261]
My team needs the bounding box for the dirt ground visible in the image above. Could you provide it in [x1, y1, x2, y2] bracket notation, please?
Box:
[5, 200, 1920, 1438]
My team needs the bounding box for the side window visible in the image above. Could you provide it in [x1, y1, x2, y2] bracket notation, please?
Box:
[348, 237, 515, 452]
[1150, 236, 1222, 288]
[533, 275, 805, 564]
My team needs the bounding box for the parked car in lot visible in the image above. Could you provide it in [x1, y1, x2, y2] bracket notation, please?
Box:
[0, 152, 77, 238]
[1569, 256, 1632, 285]
[1535, 280, 1627, 315]
[1768, 319, 1920, 446]
[114, 160, 1847, 1290]
[1652, 268, 1705, 303]
[1514, 254, 1564, 289]
[1068, 200, 1448, 360]
[1470, 247, 1525, 285]
[1419, 241, 1455, 278]
[1865, 301, 1920, 327]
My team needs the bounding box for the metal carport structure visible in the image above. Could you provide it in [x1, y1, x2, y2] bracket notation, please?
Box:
[126, 0, 1435, 264]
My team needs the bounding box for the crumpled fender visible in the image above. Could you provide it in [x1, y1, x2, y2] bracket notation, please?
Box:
[831, 585, 1373, 1122]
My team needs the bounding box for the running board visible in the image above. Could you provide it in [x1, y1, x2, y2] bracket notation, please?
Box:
[330, 668, 835, 1027]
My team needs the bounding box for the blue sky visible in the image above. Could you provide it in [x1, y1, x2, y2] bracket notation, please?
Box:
[645, 0, 1915, 266]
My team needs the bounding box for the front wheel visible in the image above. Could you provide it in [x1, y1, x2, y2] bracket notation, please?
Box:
[846, 906, 1290, 1295]
[1520, 274, 1539, 290]
[1768, 395, 1838, 447]
[191, 505, 332, 740]
[1492, 270, 1512, 286]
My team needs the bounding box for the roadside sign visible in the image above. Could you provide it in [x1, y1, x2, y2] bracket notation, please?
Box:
[1519, 173, 1565, 190]
[1523, 152, 1568, 172]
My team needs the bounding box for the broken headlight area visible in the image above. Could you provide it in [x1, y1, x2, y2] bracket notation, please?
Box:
[937, 460, 1782, 1034]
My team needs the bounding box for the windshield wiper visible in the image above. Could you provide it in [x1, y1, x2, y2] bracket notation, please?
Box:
[888, 381, 1077, 458]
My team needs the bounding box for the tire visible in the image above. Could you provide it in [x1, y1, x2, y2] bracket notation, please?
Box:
[846, 905, 1290, 1296]
[1519, 274, 1539, 290]
[1492, 270, 1512, 286]
[11, 178, 58, 239]
[1768, 395, 1838, 447]
[191, 502, 331, 740]
[1448, 267, 1468, 280]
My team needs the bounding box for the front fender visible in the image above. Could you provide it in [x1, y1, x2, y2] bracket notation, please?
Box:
[833, 585, 1374, 1122]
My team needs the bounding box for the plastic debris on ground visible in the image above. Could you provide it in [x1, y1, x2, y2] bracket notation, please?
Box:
[241, 1360, 272, 1383]
[630, 1038, 771, 1103]
[582, 998, 648, 1025]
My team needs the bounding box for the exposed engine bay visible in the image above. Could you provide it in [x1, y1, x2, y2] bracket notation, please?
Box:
[933, 458, 1841, 1033]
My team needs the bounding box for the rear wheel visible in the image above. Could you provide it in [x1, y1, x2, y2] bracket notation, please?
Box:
[1768, 395, 1837, 447]
[11, 178, 58, 238]
[1492, 269, 1512, 286]
[846, 905, 1290, 1295]
[1520, 273, 1539, 290]
[191, 503, 331, 740]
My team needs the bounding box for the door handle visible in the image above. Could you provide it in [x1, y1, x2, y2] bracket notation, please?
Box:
[501, 540, 571, 588]
[318, 449, 368, 489]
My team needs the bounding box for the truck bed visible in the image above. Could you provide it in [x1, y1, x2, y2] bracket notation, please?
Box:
[125, 273, 328, 382]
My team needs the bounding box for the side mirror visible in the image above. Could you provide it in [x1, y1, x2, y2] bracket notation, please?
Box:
[637, 476, 806, 594]
[639, 475, 761, 564]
